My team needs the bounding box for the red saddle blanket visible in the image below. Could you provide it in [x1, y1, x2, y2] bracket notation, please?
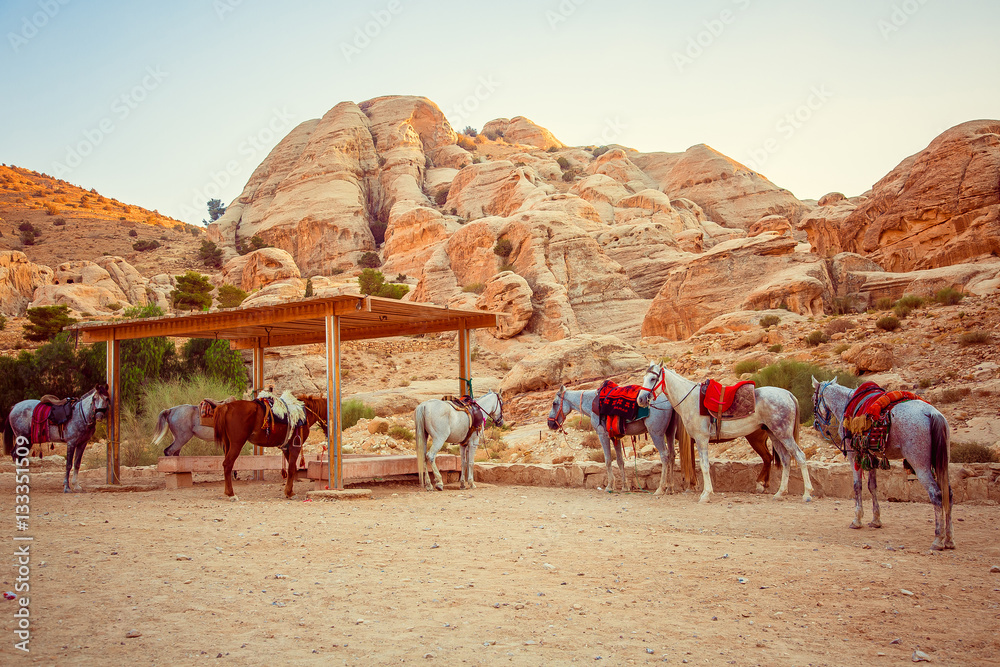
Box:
[31, 404, 52, 445]
[594, 381, 642, 439]
[700, 379, 756, 419]
[844, 382, 927, 434]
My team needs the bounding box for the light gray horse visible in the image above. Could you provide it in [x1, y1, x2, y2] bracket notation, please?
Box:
[3, 384, 111, 493]
[149, 398, 243, 456]
[546, 385, 678, 494]
[415, 391, 504, 491]
[811, 377, 954, 550]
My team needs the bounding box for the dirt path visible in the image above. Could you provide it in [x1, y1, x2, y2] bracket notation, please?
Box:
[2, 476, 999, 665]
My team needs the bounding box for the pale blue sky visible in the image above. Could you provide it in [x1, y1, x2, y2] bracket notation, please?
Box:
[2, 0, 997, 224]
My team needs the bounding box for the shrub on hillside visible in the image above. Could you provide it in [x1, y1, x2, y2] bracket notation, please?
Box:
[562, 171, 574, 182]
[216, 284, 248, 309]
[734, 359, 762, 375]
[805, 330, 829, 346]
[434, 189, 448, 206]
[750, 359, 860, 423]
[341, 399, 375, 430]
[958, 330, 991, 346]
[53, 217, 66, 226]
[556, 156, 570, 170]
[358, 251, 381, 268]
[874, 297, 894, 310]
[128, 229, 138, 237]
[759, 315, 780, 328]
[198, 240, 224, 268]
[591, 146, 610, 157]
[357, 268, 409, 299]
[933, 287, 964, 305]
[493, 237, 513, 257]
[950, 442, 998, 463]
[876, 316, 900, 331]
[822, 318, 856, 335]
[170, 271, 213, 311]
[24, 305, 77, 342]
[462, 283, 485, 294]
[133, 239, 160, 252]
[44, 202, 59, 215]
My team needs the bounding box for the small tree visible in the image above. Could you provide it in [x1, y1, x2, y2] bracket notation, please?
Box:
[206, 198, 226, 222]
[198, 239, 224, 268]
[216, 284, 247, 309]
[24, 305, 78, 342]
[133, 239, 160, 252]
[357, 269, 410, 299]
[493, 238, 513, 257]
[171, 271, 214, 311]
[236, 235, 270, 255]
[304, 278, 314, 298]
[358, 252, 381, 268]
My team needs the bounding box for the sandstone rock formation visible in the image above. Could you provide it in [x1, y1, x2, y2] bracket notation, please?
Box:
[220, 248, 301, 292]
[0, 251, 53, 315]
[30, 260, 133, 315]
[805, 120, 1000, 271]
[474, 271, 533, 339]
[499, 334, 646, 397]
[482, 117, 563, 150]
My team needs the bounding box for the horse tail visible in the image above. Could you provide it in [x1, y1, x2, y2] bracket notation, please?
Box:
[150, 408, 171, 447]
[930, 411, 950, 521]
[214, 404, 230, 455]
[677, 420, 696, 488]
[414, 403, 428, 481]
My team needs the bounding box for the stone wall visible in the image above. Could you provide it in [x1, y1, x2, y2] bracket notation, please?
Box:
[474, 460, 1000, 504]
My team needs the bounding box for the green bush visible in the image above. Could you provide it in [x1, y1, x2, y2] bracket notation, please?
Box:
[933, 287, 964, 305]
[341, 399, 375, 430]
[216, 284, 248, 309]
[805, 330, 829, 346]
[958, 330, 991, 346]
[892, 303, 913, 319]
[133, 239, 160, 252]
[768, 344, 783, 353]
[750, 359, 860, 423]
[896, 294, 924, 309]
[388, 425, 414, 442]
[950, 442, 998, 463]
[434, 189, 448, 206]
[591, 146, 609, 158]
[734, 359, 762, 375]
[53, 217, 66, 226]
[24, 305, 77, 342]
[462, 126, 478, 137]
[556, 156, 570, 170]
[493, 238, 513, 257]
[198, 239, 224, 268]
[876, 316, 900, 331]
[759, 315, 780, 328]
[304, 278, 314, 298]
[171, 271, 214, 311]
[562, 171, 574, 182]
[874, 297, 894, 310]
[0, 315, 5, 331]
[358, 251, 381, 268]
[358, 268, 409, 299]
[236, 235, 270, 256]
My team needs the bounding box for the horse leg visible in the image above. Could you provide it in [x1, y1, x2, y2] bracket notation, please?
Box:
[222, 438, 242, 500]
[461, 438, 478, 490]
[613, 438, 630, 493]
[867, 468, 882, 528]
[651, 433, 670, 497]
[72, 441, 87, 492]
[459, 443, 469, 490]
[599, 430, 615, 493]
[912, 467, 949, 550]
[283, 443, 300, 499]
[63, 443, 74, 493]
[426, 438, 446, 491]
[695, 437, 713, 503]
[849, 461, 864, 529]
[745, 431, 771, 493]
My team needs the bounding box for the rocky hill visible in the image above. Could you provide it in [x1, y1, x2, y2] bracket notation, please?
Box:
[0, 97, 998, 456]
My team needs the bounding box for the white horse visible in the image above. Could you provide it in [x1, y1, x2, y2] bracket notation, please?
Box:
[638, 361, 814, 504]
[811, 377, 953, 550]
[545, 385, 680, 494]
[150, 404, 214, 456]
[414, 391, 504, 491]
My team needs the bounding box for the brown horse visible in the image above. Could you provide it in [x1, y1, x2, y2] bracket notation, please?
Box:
[213, 394, 328, 499]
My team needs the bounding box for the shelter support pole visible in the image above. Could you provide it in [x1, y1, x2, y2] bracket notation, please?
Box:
[252, 339, 265, 481]
[106, 335, 121, 485]
[325, 312, 342, 489]
[458, 321, 471, 397]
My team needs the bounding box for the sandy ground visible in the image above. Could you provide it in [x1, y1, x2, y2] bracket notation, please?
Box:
[2, 472, 999, 666]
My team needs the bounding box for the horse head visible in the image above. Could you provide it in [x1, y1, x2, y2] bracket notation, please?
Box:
[479, 391, 505, 428]
[91, 383, 111, 421]
[636, 361, 665, 408]
[810, 376, 841, 443]
[546, 385, 568, 431]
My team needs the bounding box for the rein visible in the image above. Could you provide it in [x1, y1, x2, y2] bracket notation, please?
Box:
[646, 367, 697, 407]
[812, 380, 847, 457]
[83, 391, 108, 428]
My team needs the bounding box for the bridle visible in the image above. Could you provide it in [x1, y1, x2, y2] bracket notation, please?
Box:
[478, 392, 504, 426]
[547, 390, 570, 433]
[812, 380, 846, 456]
[642, 364, 697, 407]
[85, 390, 110, 428]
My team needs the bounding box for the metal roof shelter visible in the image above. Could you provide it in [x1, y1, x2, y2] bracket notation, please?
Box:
[68, 294, 500, 489]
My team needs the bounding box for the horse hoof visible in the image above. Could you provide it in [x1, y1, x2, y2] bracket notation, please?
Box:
[772, 492, 785, 500]
[802, 495, 813, 503]
[698, 493, 711, 504]
[930, 541, 945, 551]
[944, 541, 956, 550]
[468, 482, 476, 490]
[434, 484, 444, 491]
[229, 495, 240, 502]
[849, 521, 863, 529]
[755, 483, 765, 493]
[653, 489, 664, 497]
[459, 482, 466, 490]
[63, 485, 71, 494]
[868, 520, 882, 529]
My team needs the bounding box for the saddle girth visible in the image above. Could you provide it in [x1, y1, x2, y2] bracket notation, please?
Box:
[442, 395, 484, 446]
[699, 379, 756, 441]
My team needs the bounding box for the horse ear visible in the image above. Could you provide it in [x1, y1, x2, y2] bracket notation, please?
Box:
[558, 384, 566, 395]
[811, 376, 818, 388]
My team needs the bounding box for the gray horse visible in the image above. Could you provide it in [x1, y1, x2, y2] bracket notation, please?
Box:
[546, 385, 678, 494]
[414, 391, 505, 491]
[3, 384, 111, 493]
[151, 404, 215, 456]
[812, 377, 954, 550]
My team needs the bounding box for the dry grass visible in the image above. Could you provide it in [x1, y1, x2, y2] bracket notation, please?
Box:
[581, 433, 601, 449]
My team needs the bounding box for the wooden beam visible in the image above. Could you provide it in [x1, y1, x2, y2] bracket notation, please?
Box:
[106, 336, 120, 485]
[325, 312, 342, 489]
[252, 340, 265, 481]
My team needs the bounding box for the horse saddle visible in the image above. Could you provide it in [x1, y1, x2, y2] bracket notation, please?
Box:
[255, 391, 308, 450]
[442, 395, 485, 445]
[198, 398, 229, 427]
[38, 397, 77, 425]
[593, 381, 648, 440]
[699, 379, 756, 440]
[843, 382, 926, 435]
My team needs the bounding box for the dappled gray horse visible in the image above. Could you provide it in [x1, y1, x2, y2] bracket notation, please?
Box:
[4, 384, 111, 493]
[151, 398, 240, 456]
[546, 385, 677, 494]
[638, 361, 813, 504]
[812, 377, 953, 550]
[415, 391, 504, 491]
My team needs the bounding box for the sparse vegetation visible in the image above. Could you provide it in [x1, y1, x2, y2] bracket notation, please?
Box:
[216, 284, 248, 309]
[198, 239, 224, 268]
[875, 296, 894, 310]
[561, 171, 574, 182]
[44, 202, 59, 215]
[950, 442, 998, 463]
[341, 399, 375, 430]
[958, 330, 991, 346]
[493, 237, 513, 257]
[750, 359, 860, 423]
[937, 387, 971, 404]
[822, 318, 856, 335]
[23, 305, 77, 342]
[236, 234, 270, 255]
[462, 283, 486, 294]
[133, 239, 161, 252]
[833, 343, 850, 354]
[462, 126, 478, 137]
[434, 189, 448, 206]
[556, 156, 570, 170]
[591, 146, 610, 157]
[805, 330, 830, 346]
[128, 229, 138, 237]
[357, 268, 409, 299]
[53, 217, 66, 226]
[388, 425, 414, 442]
[933, 287, 964, 306]
[358, 251, 382, 268]
[498, 263, 516, 274]
[734, 359, 763, 375]
[759, 315, 780, 328]
[581, 433, 601, 450]
[170, 271, 214, 311]
[768, 344, 783, 353]
[567, 415, 594, 431]
[876, 315, 900, 331]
